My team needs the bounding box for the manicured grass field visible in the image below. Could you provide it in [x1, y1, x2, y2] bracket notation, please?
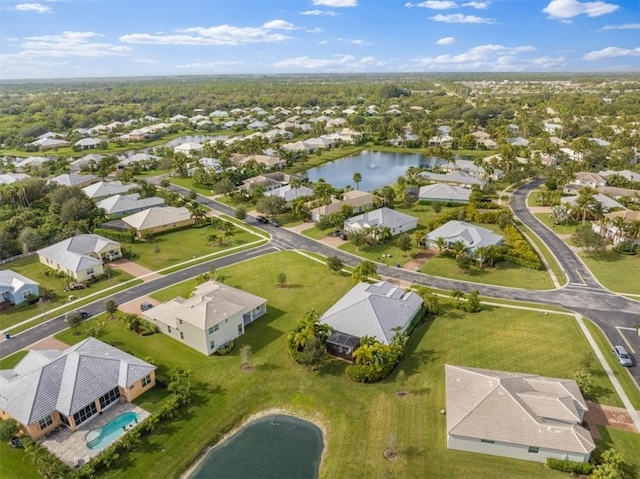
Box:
[516, 221, 567, 286]
[535, 213, 580, 235]
[420, 256, 555, 290]
[167, 177, 214, 196]
[582, 252, 640, 295]
[302, 225, 334, 240]
[125, 225, 258, 271]
[0, 256, 134, 331]
[285, 146, 366, 174]
[5, 251, 622, 479]
[394, 202, 460, 229]
[339, 239, 421, 267]
[596, 427, 640, 479]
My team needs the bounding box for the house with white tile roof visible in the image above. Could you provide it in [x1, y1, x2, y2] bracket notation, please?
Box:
[0, 338, 155, 440]
[425, 220, 503, 254]
[0, 270, 39, 307]
[418, 184, 471, 203]
[51, 173, 98, 188]
[445, 365, 595, 463]
[37, 234, 122, 281]
[344, 207, 417, 237]
[82, 180, 136, 200]
[0, 173, 30, 185]
[265, 184, 313, 206]
[96, 193, 165, 217]
[106, 206, 195, 237]
[143, 281, 267, 356]
[75, 138, 102, 150]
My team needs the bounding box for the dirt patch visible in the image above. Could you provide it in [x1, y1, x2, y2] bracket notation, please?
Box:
[528, 206, 553, 213]
[404, 248, 438, 271]
[110, 259, 161, 282]
[383, 449, 399, 461]
[118, 296, 161, 316]
[584, 401, 639, 439]
[24, 335, 69, 352]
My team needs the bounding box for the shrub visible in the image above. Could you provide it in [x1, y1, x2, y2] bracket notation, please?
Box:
[0, 418, 18, 442]
[546, 458, 592, 475]
[93, 227, 136, 244]
[500, 225, 543, 270]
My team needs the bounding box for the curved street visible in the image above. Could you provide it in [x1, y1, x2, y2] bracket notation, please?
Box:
[2, 180, 639, 386]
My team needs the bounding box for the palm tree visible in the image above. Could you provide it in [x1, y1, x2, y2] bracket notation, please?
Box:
[610, 216, 627, 244]
[623, 219, 640, 249]
[452, 240, 468, 257]
[450, 290, 465, 307]
[574, 186, 597, 223]
[434, 236, 447, 252]
[186, 201, 207, 225]
[207, 234, 220, 246]
[352, 172, 362, 190]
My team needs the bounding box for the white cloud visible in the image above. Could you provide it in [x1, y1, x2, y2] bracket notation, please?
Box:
[175, 61, 242, 69]
[584, 46, 640, 60]
[406, 1, 458, 9]
[272, 54, 384, 70]
[120, 23, 293, 46]
[318, 40, 329, 44]
[300, 9, 339, 16]
[132, 59, 156, 64]
[350, 39, 369, 44]
[15, 3, 51, 13]
[306, 27, 324, 33]
[312, 0, 357, 6]
[462, 1, 490, 8]
[317, 37, 370, 45]
[262, 19, 295, 30]
[411, 44, 563, 71]
[3, 31, 130, 60]
[542, 0, 618, 20]
[436, 36, 456, 45]
[430, 13, 496, 23]
[601, 23, 640, 30]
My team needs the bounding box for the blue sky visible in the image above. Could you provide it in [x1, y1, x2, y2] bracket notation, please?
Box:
[1, 0, 639, 79]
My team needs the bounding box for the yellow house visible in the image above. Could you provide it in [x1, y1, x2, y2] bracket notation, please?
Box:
[37, 234, 122, 282]
[0, 338, 156, 440]
[119, 206, 196, 238]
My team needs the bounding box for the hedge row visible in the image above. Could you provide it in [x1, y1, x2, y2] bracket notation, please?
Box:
[546, 458, 592, 475]
[93, 227, 136, 244]
[501, 225, 543, 270]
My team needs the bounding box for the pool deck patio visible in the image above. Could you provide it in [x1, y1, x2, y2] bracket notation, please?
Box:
[39, 401, 149, 467]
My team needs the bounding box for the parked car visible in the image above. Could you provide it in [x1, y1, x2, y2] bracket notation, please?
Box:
[65, 282, 86, 291]
[332, 230, 345, 237]
[269, 218, 282, 227]
[256, 215, 268, 224]
[140, 302, 154, 312]
[77, 310, 91, 320]
[338, 232, 348, 240]
[613, 345, 633, 367]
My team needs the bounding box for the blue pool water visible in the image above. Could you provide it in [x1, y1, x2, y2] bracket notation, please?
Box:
[86, 412, 140, 451]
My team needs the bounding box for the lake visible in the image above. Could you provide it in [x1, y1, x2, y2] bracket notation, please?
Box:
[304, 150, 448, 191]
[188, 414, 324, 479]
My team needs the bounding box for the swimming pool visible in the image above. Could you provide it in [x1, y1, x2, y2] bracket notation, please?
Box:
[85, 412, 140, 451]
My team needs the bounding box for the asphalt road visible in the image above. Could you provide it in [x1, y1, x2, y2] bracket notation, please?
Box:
[3, 181, 639, 386]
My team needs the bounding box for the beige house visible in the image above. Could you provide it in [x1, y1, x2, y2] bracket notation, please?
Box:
[445, 365, 595, 464]
[310, 190, 375, 222]
[593, 209, 640, 246]
[114, 206, 195, 237]
[37, 234, 122, 281]
[0, 338, 155, 440]
[143, 281, 267, 356]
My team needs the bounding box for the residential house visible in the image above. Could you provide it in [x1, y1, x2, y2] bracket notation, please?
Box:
[561, 193, 624, 212]
[598, 169, 640, 183]
[0, 338, 156, 440]
[117, 153, 160, 170]
[596, 186, 640, 202]
[282, 141, 317, 154]
[70, 154, 104, 172]
[82, 181, 136, 201]
[247, 120, 269, 130]
[15, 156, 49, 169]
[428, 134, 454, 148]
[418, 184, 471, 203]
[0, 270, 39, 308]
[169, 114, 188, 122]
[0, 173, 30, 185]
[507, 137, 530, 147]
[425, 220, 503, 254]
[344, 207, 417, 237]
[543, 122, 563, 134]
[445, 365, 595, 463]
[419, 171, 484, 188]
[104, 206, 195, 238]
[29, 138, 70, 150]
[265, 184, 313, 206]
[174, 142, 203, 155]
[143, 281, 267, 356]
[441, 158, 503, 181]
[37, 234, 122, 282]
[50, 173, 98, 188]
[236, 154, 286, 170]
[75, 138, 102, 150]
[310, 190, 375, 222]
[589, 138, 610, 147]
[240, 172, 301, 192]
[320, 281, 423, 361]
[593, 209, 640, 246]
[563, 172, 606, 193]
[96, 193, 166, 217]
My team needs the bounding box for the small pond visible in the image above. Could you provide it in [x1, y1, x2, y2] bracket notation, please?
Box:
[304, 150, 449, 191]
[189, 414, 323, 479]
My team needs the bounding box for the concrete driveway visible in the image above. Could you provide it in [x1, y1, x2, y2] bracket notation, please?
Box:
[119, 296, 161, 316]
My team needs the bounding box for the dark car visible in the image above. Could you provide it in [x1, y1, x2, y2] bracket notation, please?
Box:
[140, 302, 154, 312]
[77, 309, 91, 320]
[613, 345, 633, 367]
[338, 232, 348, 240]
[332, 230, 344, 237]
[269, 218, 282, 227]
[256, 215, 269, 224]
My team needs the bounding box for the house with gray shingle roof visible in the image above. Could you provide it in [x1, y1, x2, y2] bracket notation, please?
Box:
[96, 193, 165, 217]
[344, 207, 417, 237]
[419, 170, 484, 188]
[37, 234, 122, 281]
[143, 281, 267, 356]
[0, 173, 30, 185]
[0, 338, 155, 440]
[0, 270, 39, 307]
[425, 220, 503, 254]
[320, 281, 423, 360]
[418, 184, 471, 204]
[445, 365, 595, 463]
[51, 173, 98, 188]
[104, 206, 195, 237]
[82, 180, 136, 200]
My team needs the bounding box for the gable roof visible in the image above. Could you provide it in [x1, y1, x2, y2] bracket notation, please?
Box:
[418, 184, 471, 202]
[0, 269, 39, 296]
[51, 173, 98, 187]
[144, 280, 267, 330]
[445, 365, 595, 455]
[265, 184, 313, 202]
[82, 181, 135, 199]
[320, 281, 422, 344]
[96, 193, 165, 215]
[0, 338, 155, 425]
[121, 206, 193, 231]
[37, 234, 119, 272]
[426, 221, 503, 250]
[345, 207, 417, 231]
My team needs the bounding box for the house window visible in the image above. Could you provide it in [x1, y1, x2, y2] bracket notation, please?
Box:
[238, 324, 243, 335]
[528, 446, 539, 454]
[180, 332, 184, 339]
[38, 415, 53, 430]
[168, 326, 172, 333]
[480, 439, 495, 444]
[72, 402, 98, 427]
[22, 289, 33, 300]
[209, 340, 215, 350]
[142, 375, 152, 387]
[98, 386, 121, 410]
[86, 268, 94, 276]
[179, 319, 183, 325]
[208, 324, 219, 334]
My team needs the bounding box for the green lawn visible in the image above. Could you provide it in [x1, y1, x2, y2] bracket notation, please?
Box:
[2, 251, 619, 479]
[516, 221, 567, 286]
[582, 252, 640, 295]
[339, 239, 421, 267]
[0, 256, 134, 331]
[394, 203, 460, 229]
[285, 146, 366, 174]
[167, 177, 214, 196]
[125, 225, 258, 271]
[583, 319, 640, 410]
[302, 225, 334, 240]
[596, 427, 640, 479]
[526, 189, 541, 208]
[420, 256, 555, 290]
[0, 350, 27, 368]
[535, 213, 580, 235]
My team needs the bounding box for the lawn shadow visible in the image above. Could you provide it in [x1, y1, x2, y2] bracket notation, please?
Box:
[591, 251, 624, 263]
[400, 446, 426, 458]
[255, 362, 281, 372]
[242, 307, 286, 354]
